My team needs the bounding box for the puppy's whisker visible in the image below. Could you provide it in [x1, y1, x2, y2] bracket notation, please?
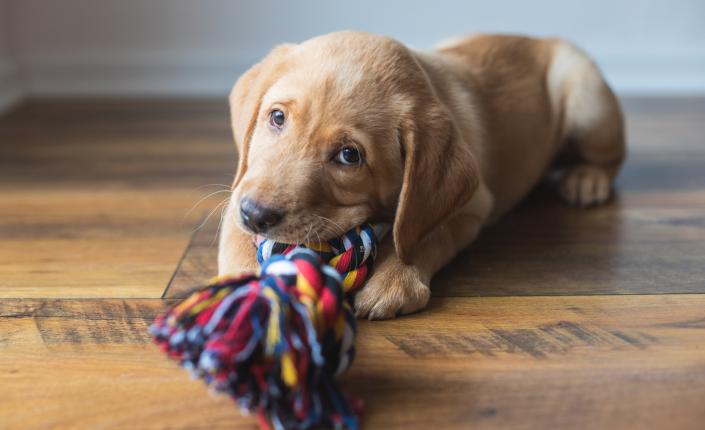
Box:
[194, 183, 232, 191]
[210, 196, 231, 248]
[193, 197, 229, 234]
[314, 215, 346, 237]
[186, 189, 232, 218]
[319, 223, 333, 241]
[303, 222, 314, 245]
[314, 229, 323, 250]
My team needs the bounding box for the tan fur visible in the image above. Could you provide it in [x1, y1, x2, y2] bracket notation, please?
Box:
[218, 32, 625, 319]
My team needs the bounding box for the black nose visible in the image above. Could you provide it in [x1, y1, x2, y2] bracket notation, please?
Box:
[239, 198, 284, 233]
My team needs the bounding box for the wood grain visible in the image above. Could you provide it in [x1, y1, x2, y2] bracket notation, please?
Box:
[1, 296, 703, 429]
[0, 100, 235, 298]
[1, 97, 704, 429]
[166, 183, 705, 298]
[0, 189, 202, 298]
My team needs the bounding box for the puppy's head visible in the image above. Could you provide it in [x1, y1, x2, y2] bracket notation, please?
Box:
[226, 32, 478, 263]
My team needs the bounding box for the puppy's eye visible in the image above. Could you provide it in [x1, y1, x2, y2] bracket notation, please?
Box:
[269, 109, 286, 128]
[334, 146, 362, 166]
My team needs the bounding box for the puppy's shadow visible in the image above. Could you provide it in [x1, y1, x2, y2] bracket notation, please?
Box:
[432, 181, 646, 297]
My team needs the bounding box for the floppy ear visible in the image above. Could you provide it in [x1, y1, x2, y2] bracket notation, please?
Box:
[229, 44, 294, 187]
[393, 104, 480, 264]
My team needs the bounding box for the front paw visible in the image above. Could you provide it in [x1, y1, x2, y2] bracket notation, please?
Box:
[354, 262, 431, 320]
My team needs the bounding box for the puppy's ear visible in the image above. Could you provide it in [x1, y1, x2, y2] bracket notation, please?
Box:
[229, 44, 294, 187]
[393, 105, 480, 264]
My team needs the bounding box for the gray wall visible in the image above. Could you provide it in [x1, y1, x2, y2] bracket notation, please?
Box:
[4, 0, 705, 98]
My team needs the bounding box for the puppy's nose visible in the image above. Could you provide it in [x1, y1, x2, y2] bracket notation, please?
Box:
[239, 197, 284, 233]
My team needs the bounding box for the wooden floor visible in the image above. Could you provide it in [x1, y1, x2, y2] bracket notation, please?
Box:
[1, 97, 704, 430]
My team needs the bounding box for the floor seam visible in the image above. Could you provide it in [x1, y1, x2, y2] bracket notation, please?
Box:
[160, 226, 199, 299]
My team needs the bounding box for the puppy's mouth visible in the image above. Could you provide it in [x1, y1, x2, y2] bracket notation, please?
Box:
[237, 212, 355, 245]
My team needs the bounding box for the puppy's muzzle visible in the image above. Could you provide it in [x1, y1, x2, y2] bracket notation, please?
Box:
[239, 197, 285, 234]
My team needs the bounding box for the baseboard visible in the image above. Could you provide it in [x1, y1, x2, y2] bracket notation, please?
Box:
[17, 52, 705, 98]
[0, 59, 24, 114]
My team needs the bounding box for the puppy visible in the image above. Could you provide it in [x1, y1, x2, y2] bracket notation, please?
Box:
[218, 32, 625, 319]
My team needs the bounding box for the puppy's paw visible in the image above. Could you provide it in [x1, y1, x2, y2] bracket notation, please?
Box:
[559, 164, 612, 207]
[354, 262, 430, 320]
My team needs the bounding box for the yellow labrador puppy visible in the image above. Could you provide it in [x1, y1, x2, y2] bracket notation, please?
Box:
[218, 31, 625, 319]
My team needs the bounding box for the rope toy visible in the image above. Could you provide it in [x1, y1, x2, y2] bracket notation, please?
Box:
[151, 223, 388, 430]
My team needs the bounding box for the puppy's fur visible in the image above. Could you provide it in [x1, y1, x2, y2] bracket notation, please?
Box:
[218, 32, 625, 319]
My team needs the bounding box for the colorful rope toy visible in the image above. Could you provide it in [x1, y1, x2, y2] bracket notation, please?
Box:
[151, 223, 388, 430]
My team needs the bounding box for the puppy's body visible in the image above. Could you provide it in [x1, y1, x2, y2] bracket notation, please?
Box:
[218, 32, 625, 319]
[423, 35, 624, 216]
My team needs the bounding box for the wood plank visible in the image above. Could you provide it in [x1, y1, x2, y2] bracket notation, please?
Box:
[434, 187, 705, 296]
[349, 295, 705, 430]
[0, 299, 247, 430]
[0, 99, 234, 299]
[163, 221, 221, 298]
[166, 182, 705, 298]
[0, 100, 234, 189]
[1, 295, 703, 429]
[0, 189, 208, 298]
[5, 97, 705, 299]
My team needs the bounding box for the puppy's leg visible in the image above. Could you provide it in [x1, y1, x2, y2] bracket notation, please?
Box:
[550, 42, 626, 207]
[217, 201, 259, 276]
[355, 185, 493, 319]
[353, 236, 432, 320]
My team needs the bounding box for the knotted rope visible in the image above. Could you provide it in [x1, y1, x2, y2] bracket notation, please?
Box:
[151, 223, 387, 430]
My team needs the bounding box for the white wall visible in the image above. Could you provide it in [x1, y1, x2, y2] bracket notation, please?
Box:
[6, 0, 705, 98]
[0, 0, 22, 112]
